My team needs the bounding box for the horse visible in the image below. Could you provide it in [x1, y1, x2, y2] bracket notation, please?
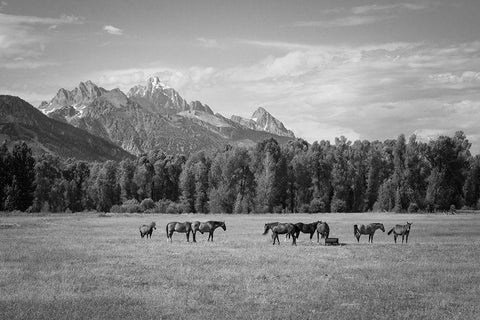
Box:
[316, 221, 330, 243]
[294, 221, 321, 241]
[166, 221, 193, 242]
[354, 223, 385, 243]
[192, 221, 226, 242]
[262, 222, 280, 235]
[139, 222, 156, 239]
[387, 222, 412, 243]
[271, 223, 297, 246]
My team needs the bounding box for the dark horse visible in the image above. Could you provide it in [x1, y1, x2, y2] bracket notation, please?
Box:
[387, 222, 412, 243]
[294, 221, 321, 241]
[316, 221, 330, 243]
[166, 221, 193, 242]
[139, 222, 156, 239]
[263, 222, 280, 235]
[271, 223, 297, 246]
[192, 221, 226, 242]
[354, 223, 385, 243]
[263, 222, 293, 242]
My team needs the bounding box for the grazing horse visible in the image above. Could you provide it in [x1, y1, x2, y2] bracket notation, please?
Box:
[387, 222, 412, 243]
[193, 221, 226, 242]
[139, 222, 156, 239]
[166, 221, 193, 242]
[271, 223, 297, 246]
[354, 223, 385, 243]
[316, 221, 330, 243]
[294, 221, 321, 241]
[262, 222, 280, 235]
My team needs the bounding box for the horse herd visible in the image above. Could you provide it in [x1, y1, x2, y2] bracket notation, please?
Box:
[139, 220, 413, 245]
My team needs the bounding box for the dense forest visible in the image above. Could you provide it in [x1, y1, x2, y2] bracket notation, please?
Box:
[1, 131, 479, 214]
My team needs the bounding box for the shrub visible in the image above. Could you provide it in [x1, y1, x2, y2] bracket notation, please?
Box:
[330, 198, 346, 213]
[166, 202, 182, 214]
[299, 204, 310, 214]
[309, 198, 325, 213]
[407, 202, 419, 213]
[140, 198, 155, 212]
[109, 199, 142, 213]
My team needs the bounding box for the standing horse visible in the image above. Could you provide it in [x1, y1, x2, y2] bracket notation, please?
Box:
[262, 222, 280, 235]
[139, 222, 156, 239]
[294, 221, 321, 241]
[166, 221, 193, 242]
[354, 223, 385, 243]
[387, 222, 412, 243]
[271, 223, 297, 246]
[193, 221, 226, 242]
[316, 221, 330, 243]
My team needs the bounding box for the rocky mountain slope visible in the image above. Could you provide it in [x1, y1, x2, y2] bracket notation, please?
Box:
[0, 95, 133, 161]
[37, 77, 295, 156]
[231, 107, 295, 138]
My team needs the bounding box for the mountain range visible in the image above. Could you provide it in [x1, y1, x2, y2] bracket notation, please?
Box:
[0, 95, 132, 161]
[1, 77, 296, 160]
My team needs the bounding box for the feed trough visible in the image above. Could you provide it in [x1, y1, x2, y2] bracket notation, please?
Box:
[325, 237, 339, 246]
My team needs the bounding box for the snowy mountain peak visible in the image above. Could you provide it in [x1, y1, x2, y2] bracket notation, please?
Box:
[231, 107, 295, 138]
[127, 76, 188, 114]
[148, 76, 169, 89]
[38, 80, 106, 114]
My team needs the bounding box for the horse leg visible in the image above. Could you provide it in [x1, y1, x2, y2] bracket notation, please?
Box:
[292, 234, 297, 246]
[394, 235, 397, 243]
[210, 232, 214, 242]
[186, 232, 190, 243]
[193, 231, 196, 243]
[402, 235, 405, 244]
[406, 233, 409, 244]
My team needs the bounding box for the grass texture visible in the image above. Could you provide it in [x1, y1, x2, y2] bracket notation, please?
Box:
[0, 212, 479, 319]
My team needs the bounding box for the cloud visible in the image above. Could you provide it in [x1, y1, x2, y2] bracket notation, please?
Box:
[0, 12, 83, 68]
[0, 1, 7, 12]
[294, 2, 435, 28]
[294, 15, 390, 28]
[85, 39, 480, 152]
[196, 37, 221, 48]
[103, 25, 124, 36]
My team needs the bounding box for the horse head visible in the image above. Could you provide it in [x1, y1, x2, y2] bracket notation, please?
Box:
[379, 223, 385, 232]
[151, 222, 156, 229]
[263, 224, 270, 235]
[220, 221, 226, 231]
[406, 222, 412, 230]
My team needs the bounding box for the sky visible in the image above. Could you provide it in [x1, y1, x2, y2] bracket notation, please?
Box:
[1, 0, 480, 152]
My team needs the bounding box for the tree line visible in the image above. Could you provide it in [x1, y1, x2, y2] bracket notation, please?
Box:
[1, 131, 479, 214]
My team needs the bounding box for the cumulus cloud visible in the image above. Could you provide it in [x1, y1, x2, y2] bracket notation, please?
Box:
[103, 25, 124, 36]
[87, 39, 480, 152]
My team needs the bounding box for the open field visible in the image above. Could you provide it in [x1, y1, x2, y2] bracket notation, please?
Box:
[0, 212, 479, 320]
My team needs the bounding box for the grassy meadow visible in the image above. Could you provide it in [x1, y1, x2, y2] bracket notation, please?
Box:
[0, 212, 479, 319]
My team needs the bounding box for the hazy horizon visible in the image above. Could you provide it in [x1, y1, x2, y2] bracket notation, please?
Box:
[1, 0, 480, 152]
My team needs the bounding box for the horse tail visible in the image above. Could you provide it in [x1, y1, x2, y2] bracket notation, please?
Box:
[387, 228, 394, 235]
[354, 224, 360, 240]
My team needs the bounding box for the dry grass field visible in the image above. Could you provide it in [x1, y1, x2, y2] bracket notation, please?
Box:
[0, 212, 479, 320]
